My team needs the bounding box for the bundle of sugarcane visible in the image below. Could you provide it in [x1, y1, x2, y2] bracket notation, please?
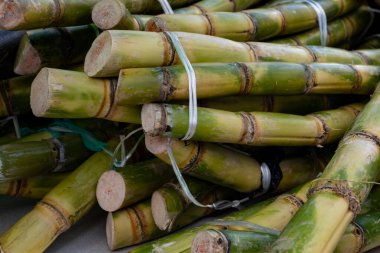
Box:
[83, 31, 380, 77]
[146, 0, 358, 42]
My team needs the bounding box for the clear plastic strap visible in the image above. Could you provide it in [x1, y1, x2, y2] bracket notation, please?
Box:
[271, 0, 328, 46]
[164, 31, 198, 141]
[0, 116, 21, 139]
[51, 138, 66, 172]
[166, 138, 272, 210]
[157, 0, 174, 14]
[207, 220, 281, 236]
[110, 127, 144, 169]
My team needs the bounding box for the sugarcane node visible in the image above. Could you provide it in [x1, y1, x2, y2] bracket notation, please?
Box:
[96, 171, 126, 212]
[160, 67, 175, 102]
[243, 42, 259, 62]
[102, 79, 118, 119]
[302, 64, 316, 93]
[141, 104, 167, 136]
[353, 51, 372, 65]
[239, 112, 256, 144]
[191, 230, 228, 253]
[279, 194, 304, 209]
[347, 65, 363, 91]
[240, 12, 257, 41]
[348, 131, 380, 148]
[308, 180, 362, 216]
[351, 221, 365, 253]
[38, 201, 70, 232]
[307, 114, 329, 146]
[161, 32, 178, 66]
[130, 206, 146, 240]
[236, 62, 253, 95]
[202, 13, 215, 36]
[183, 143, 203, 173]
[146, 17, 168, 32]
[303, 46, 318, 62]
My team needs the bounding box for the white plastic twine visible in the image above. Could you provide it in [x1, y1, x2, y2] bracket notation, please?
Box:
[0, 116, 21, 139]
[157, 0, 273, 210]
[271, 0, 328, 46]
[51, 138, 66, 172]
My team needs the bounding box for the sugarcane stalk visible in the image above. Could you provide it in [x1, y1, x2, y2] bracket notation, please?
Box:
[142, 103, 363, 146]
[96, 159, 173, 212]
[357, 34, 380, 49]
[151, 177, 235, 231]
[355, 49, 380, 66]
[269, 85, 380, 252]
[175, 0, 267, 14]
[199, 95, 366, 114]
[106, 199, 166, 250]
[0, 172, 68, 199]
[0, 30, 25, 79]
[0, 138, 122, 252]
[0, 0, 102, 30]
[14, 24, 99, 75]
[116, 62, 380, 105]
[84, 31, 379, 77]
[91, 0, 152, 30]
[146, 0, 358, 42]
[0, 134, 90, 181]
[30, 68, 141, 123]
[270, 8, 373, 47]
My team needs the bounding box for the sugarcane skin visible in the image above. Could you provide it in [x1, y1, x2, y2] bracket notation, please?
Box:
[270, 86, 380, 252]
[146, 0, 358, 42]
[116, 62, 380, 105]
[84, 30, 380, 78]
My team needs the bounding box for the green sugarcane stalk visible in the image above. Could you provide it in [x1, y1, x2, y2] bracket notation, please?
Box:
[357, 34, 380, 49]
[356, 49, 380, 66]
[0, 134, 90, 181]
[0, 138, 122, 252]
[270, 85, 380, 252]
[174, 0, 267, 14]
[151, 177, 236, 231]
[142, 103, 363, 146]
[145, 135, 325, 192]
[30, 68, 141, 123]
[146, 0, 358, 42]
[84, 30, 380, 77]
[116, 62, 380, 105]
[270, 8, 373, 47]
[96, 159, 173, 212]
[14, 24, 99, 75]
[0, 172, 68, 199]
[0, 75, 33, 117]
[199, 95, 366, 114]
[0, 0, 103, 30]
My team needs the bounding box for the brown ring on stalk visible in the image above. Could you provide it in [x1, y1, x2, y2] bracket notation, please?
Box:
[351, 221, 365, 253]
[191, 230, 228, 253]
[308, 180, 362, 216]
[96, 171, 126, 212]
[92, 0, 127, 30]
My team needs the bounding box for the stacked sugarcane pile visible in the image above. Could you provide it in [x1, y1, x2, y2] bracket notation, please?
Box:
[0, 0, 380, 253]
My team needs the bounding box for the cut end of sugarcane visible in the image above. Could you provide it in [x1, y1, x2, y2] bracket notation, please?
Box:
[191, 230, 228, 253]
[30, 68, 51, 117]
[92, 0, 126, 30]
[84, 31, 113, 77]
[151, 190, 171, 230]
[106, 213, 117, 250]
[96, 171, 126, 212]
[0, 1, 24, 30]
[14, 36, 42, 75]
[141, 104, 166, 136]
[145, 135, 169, 155]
